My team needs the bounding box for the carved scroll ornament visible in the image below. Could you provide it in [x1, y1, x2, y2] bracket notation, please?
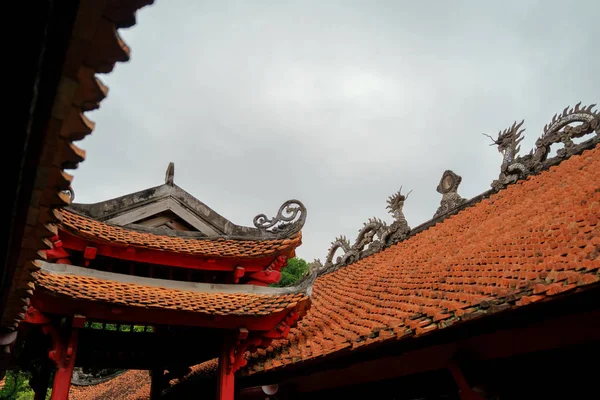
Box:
[253, 199, 307, 234]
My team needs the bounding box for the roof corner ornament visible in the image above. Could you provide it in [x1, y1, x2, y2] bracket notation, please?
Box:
[253, 200, 307, 234]
[165, 162, 175, 186]
[433, 170, 466, 218]
[487, 103, 599, 191]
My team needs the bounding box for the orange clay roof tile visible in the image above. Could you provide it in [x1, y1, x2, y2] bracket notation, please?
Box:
[58, 209, 302, 259]
[35, 270, 309, 317]
[242, 143, 600, 375]
[70, 359, 221, 400]
[69, 370, 150, 400]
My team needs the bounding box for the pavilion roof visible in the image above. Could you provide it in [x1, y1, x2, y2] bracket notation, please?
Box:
[33, 262, 312, 325]
[58, 208, 303, 260]
[240, 140, 600, 375]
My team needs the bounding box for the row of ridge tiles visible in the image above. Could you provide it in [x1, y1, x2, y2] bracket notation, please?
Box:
[59, 209, 301, 258]
[242, 143, 600, 374]
[36, 270, 308, 316]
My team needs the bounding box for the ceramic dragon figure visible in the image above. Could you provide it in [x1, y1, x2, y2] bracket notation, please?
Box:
[488, 103, 599, 190]
[352, 217, 387, 256]
[381, 186, 412, 244]
[321, 185, 415, 272]
[486, 120, 528, 190]
[532, 102, 599, 164]
[323, 236, 356, 270]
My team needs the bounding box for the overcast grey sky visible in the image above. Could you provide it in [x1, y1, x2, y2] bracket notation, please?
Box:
[74, 0, 599, 261]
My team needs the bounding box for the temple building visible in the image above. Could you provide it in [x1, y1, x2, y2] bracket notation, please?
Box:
[16, 163, 311, 400]
[4, 0, 600, 399]
[67, 106, 599, 400]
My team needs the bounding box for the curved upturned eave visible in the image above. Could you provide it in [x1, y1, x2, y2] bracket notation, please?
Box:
[33, 262, 312, 329]
[57, 209, 303, 260]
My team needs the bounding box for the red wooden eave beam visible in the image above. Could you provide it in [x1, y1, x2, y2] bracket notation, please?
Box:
[31, 291, 295, 331]
[58, 230, 285, 273]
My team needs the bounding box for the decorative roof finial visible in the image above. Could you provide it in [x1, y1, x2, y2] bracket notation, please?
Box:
[253, 200, 307, 234]
[434, 170, 466, 218]
[165, 162, 175, 186]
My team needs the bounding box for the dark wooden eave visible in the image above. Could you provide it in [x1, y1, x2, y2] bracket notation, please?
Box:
[32, 262, 313, 330]
[239, 285, 600, 392]
[1, 0, 154, 349]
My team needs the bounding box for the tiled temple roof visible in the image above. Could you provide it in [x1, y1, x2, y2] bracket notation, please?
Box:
[34, 263, 311, 318]
[59, 209, 302, 259]
[70, 370, 150, 400]
[69, 360, 220, 400]
[241, 142, 600, 374]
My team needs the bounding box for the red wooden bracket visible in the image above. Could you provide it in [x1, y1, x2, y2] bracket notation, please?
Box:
[263, 311, 299, 339]
[42, 236, 71, 264]
[246, 255, 288, 286]
[270, 255, 288, 271]
[246, 270, 281, 286]
[234, 266, 245, 283]
[228, 310, 299, 373]
[23, 307, 51, 325]
[83, 246, 97, 266]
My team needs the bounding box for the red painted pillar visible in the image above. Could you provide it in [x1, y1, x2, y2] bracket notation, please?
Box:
[217, 337, 235, 400]
[50, 328, 79, 400]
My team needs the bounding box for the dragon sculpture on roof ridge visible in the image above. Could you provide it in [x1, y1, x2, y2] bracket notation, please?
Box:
[488, 102, 599, 190]
[321, 187, 412, 273]
[485, 120, 529, 190]
[534, 102, 599, 162]
[316, 103, 599, 275]
[323, 235, 356, 270]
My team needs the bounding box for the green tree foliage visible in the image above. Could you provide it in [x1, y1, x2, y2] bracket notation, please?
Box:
[0, 370, 51, 400]
[271, 257, 309, 287]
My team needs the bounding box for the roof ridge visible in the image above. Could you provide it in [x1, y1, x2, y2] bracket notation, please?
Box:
[56, 209, 303, 259]
[241, 139, 600, 375]
[69, 183, 308, 238]
[314, 103, 599, 275]
[59, 208, 302, 242]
